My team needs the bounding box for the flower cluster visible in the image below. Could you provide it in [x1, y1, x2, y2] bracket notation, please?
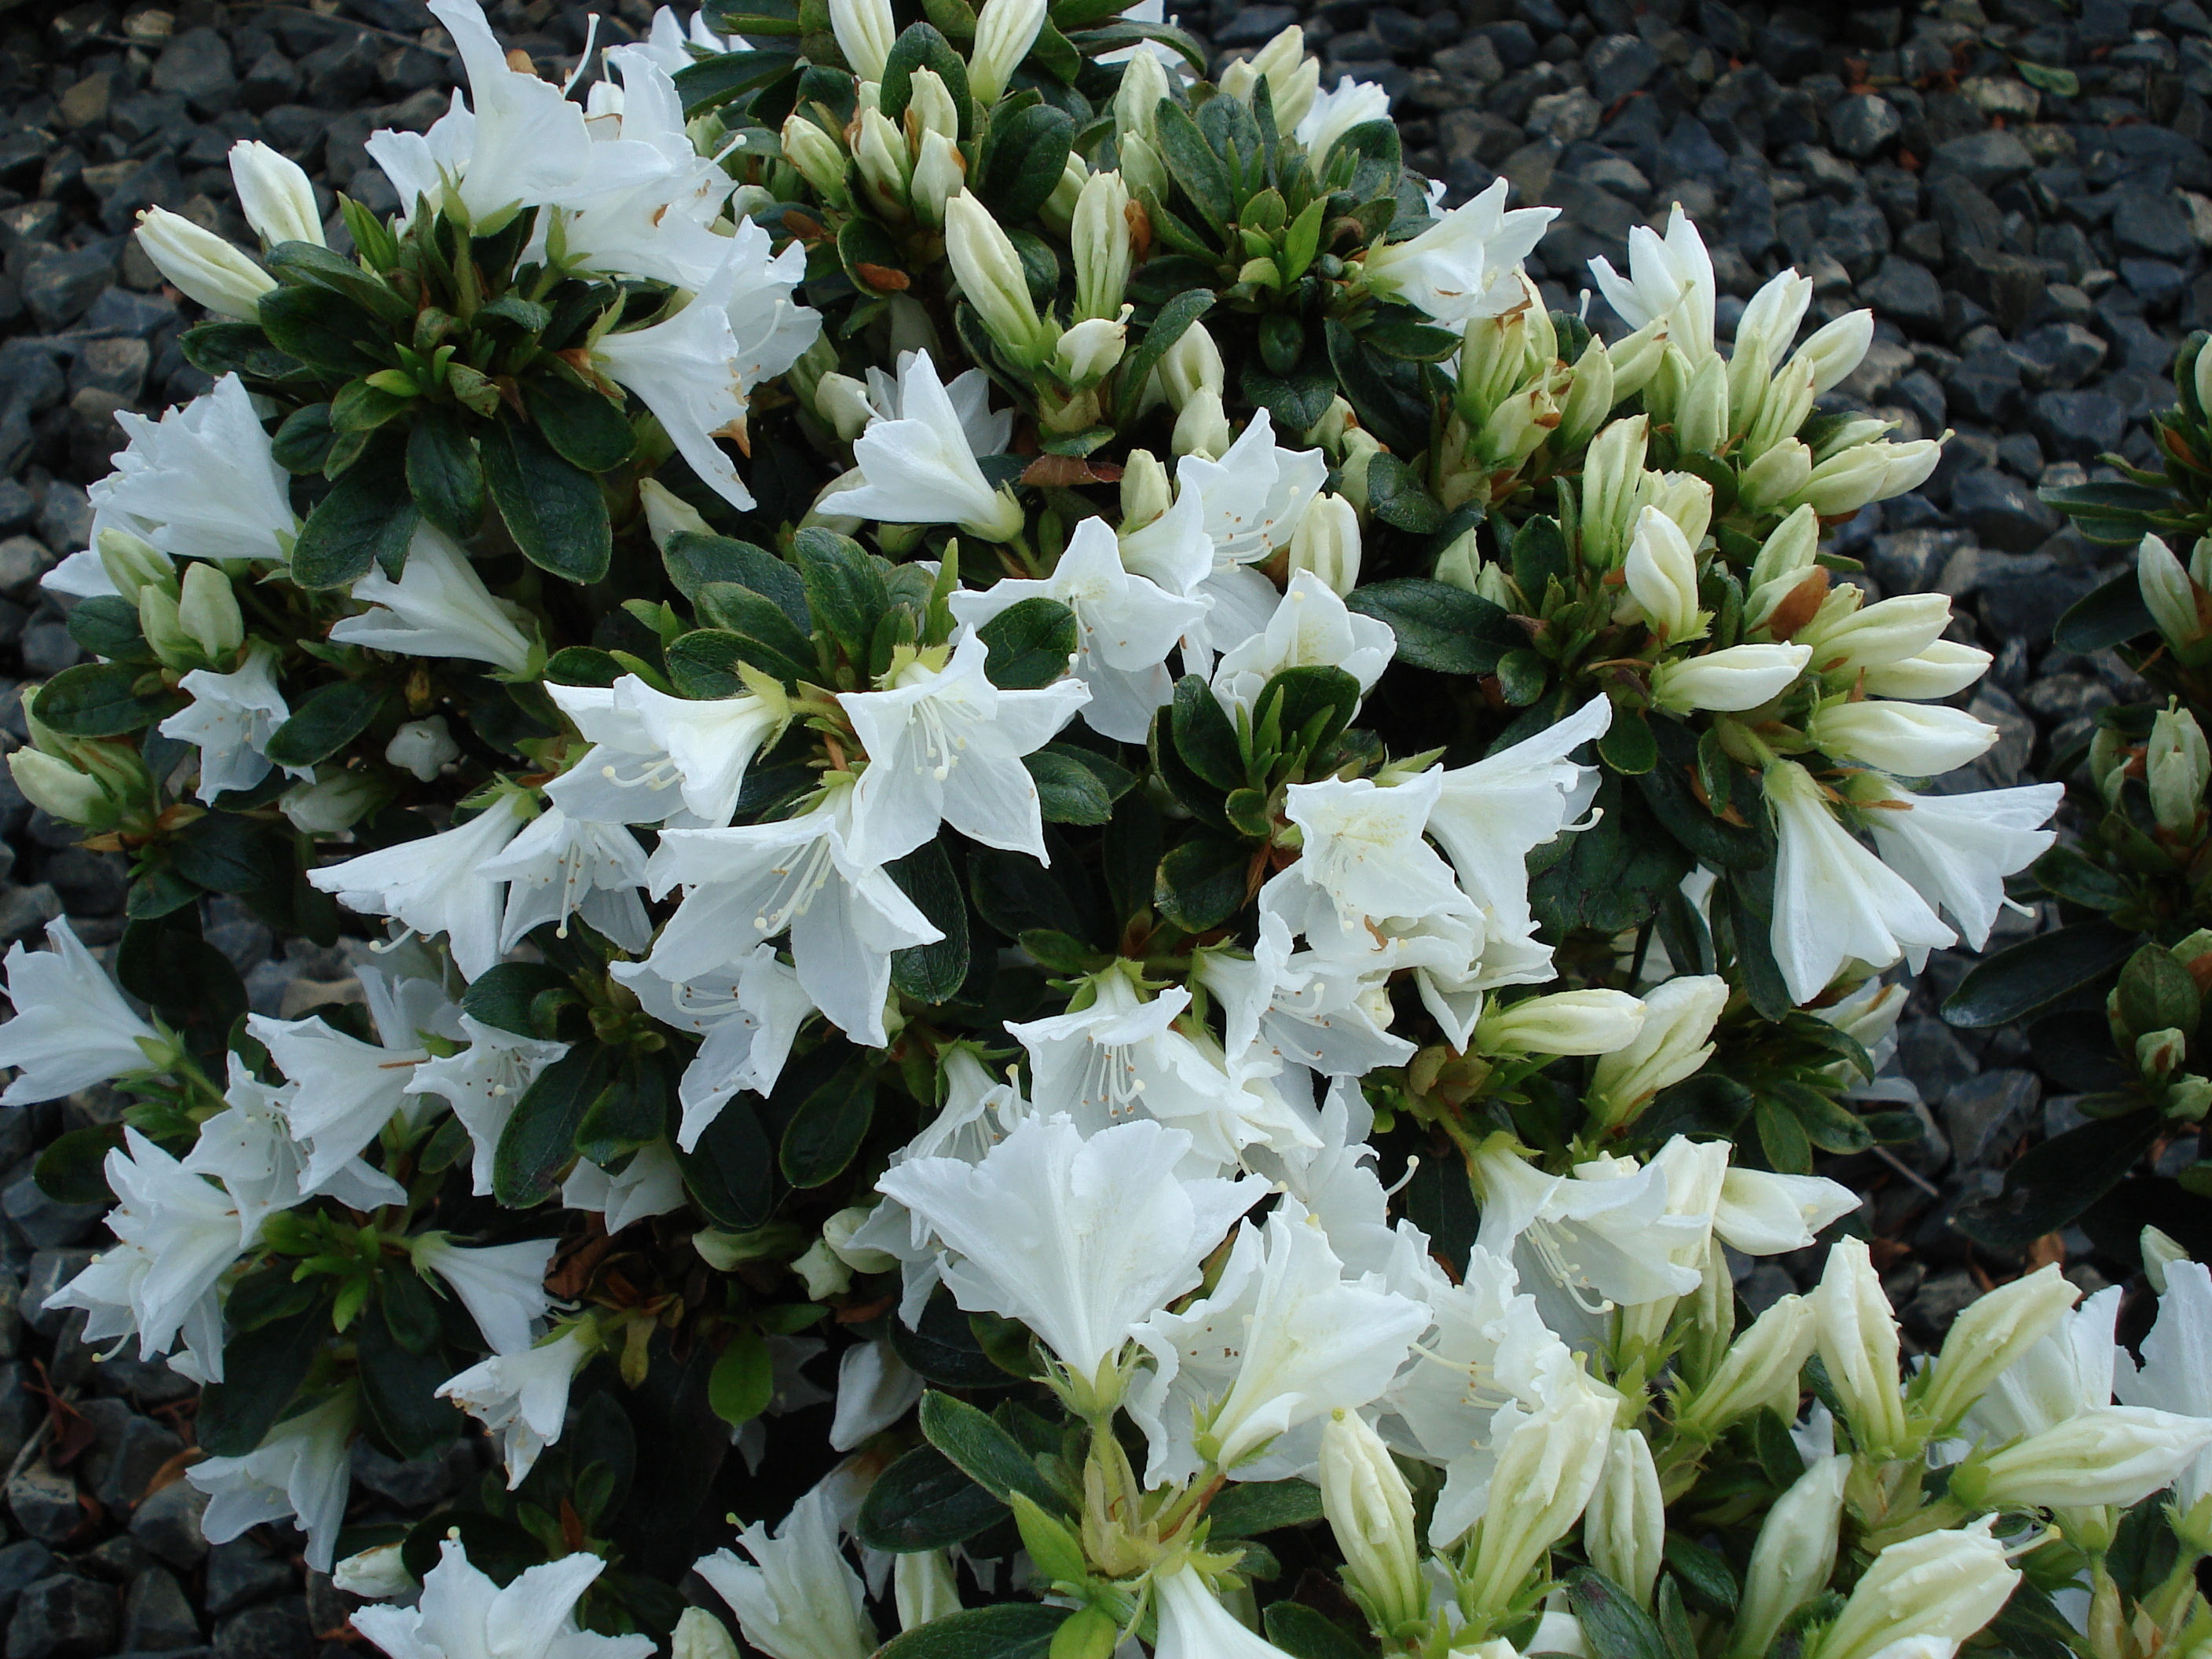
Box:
[0, 1, 2177, 1656]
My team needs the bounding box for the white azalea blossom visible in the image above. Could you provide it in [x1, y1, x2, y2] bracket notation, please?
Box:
[610, 950, 813, 1149]
[353, 1538, 654, 1659]
[0, 917, 163, 1105]
[1362, 177, 1559, 325]
[407, 1016, 571, 1196]
[331, 524, 537, 676]
[563, 1141, 687, 1233]
[159, 643, 306, 802]
[694, 1486, 877, 1659]
[833, 350, 1025, 539]
[190, 1390, 357, 1573]
[1589, 204, 1718, 364]
[478, 804, 651, 951]
[307, 793, 534, 980]
[436, 1323, 601, 1486]
[415, 1234, 558, 1355]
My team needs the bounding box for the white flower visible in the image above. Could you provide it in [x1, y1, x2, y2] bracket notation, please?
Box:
[385, 716, 460, 782]
[1865, 782, 2061, 952]
[43, 1128, 245, 1372]
[1130, 1196, 1430, 1485]
[1211, 570, 1397, 720]
[1458, 1372, 1618, 1600]
[1807, 701, 1998, 778]
[948, 515, 1205, 742]
[187, 1053, 405, 1232]
[1468, 1139, 1707, 1317]
[1918, 1265, 2085, 1435]
[331, 524, 537, 676]
[0, 917, 162, 1105]
[1957, 1405, 2212, 1511]
[1362, 177, 1559, 326]
[1296, 75, 1390, 164]
[1589, 204, 1717, 364]
[1199, 910, 1415, 1082]
[844, 628, 1090, 866]
[436, 1323, 600, 1487]
[1624, 505, 1701, 639]
[331, 1544, 417, 1601]
[1814, 1521, 2019, 1659]
[307, 793, 533, 980]
[229, 140, 324, 246]
[558, 51, 741, 291]
[159, 642, 305, 802]
[591, 221, 821, 511]
[353, 1538, 654, 1659]
[1588, 975, 1728, 1122]
[415, 1234, 557, 1355]
[562, 1141, 686, 1233]
[82, 374, 295, 570]
[1152, 1565, 1301, 1659]
[551, 674, 786, 830]
[1766, 760, 1953, 1005]
[833, 350, 1024, 539]
[610, 950, 812, 1149]
[247, 967, 460, 1188]
[829, 1339, 925, 1452]
[694, 1486, 877, 1659]
[189, 1390, 355, 1573]
[407, 1016, 569, 1196]
[1712, 1165, 1859, 1254]
[875, 1113, 1265, 1386]
[633, 7, 734, 74]
[646, 782, 940, 1049]
[478, 805, 650, 953]
[1285, 770, 1470, 928]
[2117, 1261, 2212, 1509]
[1736, 1454, 1849, 1657]
[133, 207, 273, 318]
[969, 0, 1048, 104]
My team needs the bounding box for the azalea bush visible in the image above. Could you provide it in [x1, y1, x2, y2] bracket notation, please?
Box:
[8, 1, 2212, 1657]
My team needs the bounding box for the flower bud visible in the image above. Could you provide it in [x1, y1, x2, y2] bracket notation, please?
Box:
[1580, 414, 1649, 570]
[1072, 170, 1133, 324]
[2140, 533, 2208, 649]
[639, 479, 712, 552]
[1951, 1407, 2212, 1512]
[1859, 639, 1993, 701]
[1434, 525, 1483, 594]
[137, 583, 198, 668]
[1818, 1521, 2018, 1659]
[1115, 47, 1170, 142]
[176, 561, 244, 660]
[910, 129, 966, 228]
[1815, 1236, 1910, 1459]
[853, 106, 912, 216]
[229, 140, 324, 249]
[1608, 319, 1668, 400]
[1224, 26, 1318, 133]
[1584, 1430, 1664, 1610]
[1159, 320, 1224, 409]
[781, 114, 852, 209]
[1730, 1455, 1847, 1659]
[97, 527, 175, 602]
[331, 1543, 417, 1601]
[822, 1205, 899, 1273]
[793, 1236, 853, 1300]
[1474, 380, 1560, 471]
[1789, 307, 1874, 394]
[1744, 358, 1818, 462]
[944, 191, 1051, 365]
[1624, 504, 1701, 640]
[1675, 352, 1730, 457]
[1734, 268, 1813, 376]
[969, 0, 1046, 104]
[1171, 388, 1232, 460]
[672, 1608, 739, 1659]
[1589, 974, 1728, 1127]
[907, 68, 960, 141]
[1320, 1409, 1424, 1632]
[1288, 493, 1361, 596]
[9, 748, 107, 826]
[1799, 591, 1954, 676]
[385, 716, 459, 782]
[1039, 152, 1086, 236]
[135, 207, 274, 320]
[1748, 504, 1818, 594]
[894, 1551, 961, 1631]
[814, 373, 876, 443]
[828, 0, 894, 79]
[1119, 449, 1172, 529]
[1478, 988, 1647, 1057]
[1052, 317, 1126, 384]
[1807, 699, 1998, 778]
[1916, 1263, 2081, 1434]
[280, 767, 386, 835]
[2164, 1071, 2212, 1120]
[1458, 1379, 1617, 1605]
[2138, 1026, 2189, 1082]
[1674, 1293, 1817, 1439]
[1650, 643, 1810, 714]
[1740, 437, 1812, 511]
[1794, 438, 1937, 516]
[2148, 703, 2210, 835]
[1726, 332, 1772, 446]
[2141, 1225, 2190, 1295]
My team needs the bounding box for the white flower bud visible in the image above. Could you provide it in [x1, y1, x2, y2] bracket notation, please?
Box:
[1553, 335, 1616, 455]
[944, 191, 1051, 364]
[1744, 358, 1818, 461]
[1478, 988, 1647, 1057]
[1859, 639, 1992, 701]
[1288, 493, 1361, 596]
[1434, 525, 1483, 594]
[1799, 591, 1954, 675]
[1954, 1405, 2212, 1513]
[1789, 308, 1874, 395]
[9, 748, 106, 826]
[1675, 1294, 1817, 1439]
[2196, 338, 2212, 422]
[781, 114, 852, 209]
[1159, 320, 1225, 409]
[969, 0, 1047, 104]
[1675, 352, 1730, 457]
[1119, 449, 1172, 529]
[1459, 1379, 1617, 1606]
[893, 1551, 961, 1631]
[1917, 1264, 2082, 1434]
[828, 0, 895, 79]
[853, 106, 912, 215]
[1731, 1454, 1847, 1659]
[1740, 436, 1813, 511]
[1579, 413, 1650, 569]
[1793, 439, 1926, 516]
[1052, 317, 1126, 384]
[2149, 703, 2210, 835]
[137, 584, 196, 668]
[822, 1205, 899, 1273]
[1474, 381, 1559, 471]
[1589, 974, 1728, 1126]
[1337, 427, 1384, 512]
[814, 373, 875, 444]
[2142, 1225, 2191, 1294]
[384, 716, 460, 782]
[793, 1236, 853, 1300]
[1172, 388, 1232, 459]
[135, 207, 274, 320]
[1038, 152, 1087, 236]
[1650, 643, 1810, 714]
[176, 561, 244, 661]
[671, 1608, 739, 1659]
[1734, 267, 1811, 379]
[1225, 26, 1318, 132]
[2138, 1026, 2188, 1081]
[229, 141, 324, 247]
[1624, 504, 1701, 640]
[639, 478, 712, 549]
[1807, 699, 1998, 778]
[1073, 169, 1133, 323]
[1584, 1430, 1664, 1610]
[2141, 533, 2208, 646]
[1749, 504, 1819, 592]
[906, 68, 960, 141]
[1726, 331, 1772, 446]
[1320, 1410, 1424, 1632]
[1818, 1521, 2018, 1659]
[1815, 1236, 1910, 1459]
[1608, 318, 1668, 399]
[1115, 47, 1170, 141]
[280, 768, 384, 835]
[97, 527, 175, 602]
[910, 129, 966, 228]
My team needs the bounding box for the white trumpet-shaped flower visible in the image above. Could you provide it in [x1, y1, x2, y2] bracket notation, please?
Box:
[414, 1234, 557, 1356]
[478, 805, 650, 952]
[0, 917, 163, 1105]
[306, 793, 534, 980]
[1361, 177, 1559, 326]
[330, 523, 536, 676]
[353, 1537, 654, 1659]
[1864, 782, 2061, 952]
[694, 1485, 877, 1659]
[1590, 203, 1717, 364]
[436, 1323, 600, 1487]
[82, 373, 296, 571]
[610, 950, 812, 1150]
[159, 642, 306, 803]
[405, 1015, 569, 1197]
[189, 1390, 356, 1573]
[833, 350, 1024, 539]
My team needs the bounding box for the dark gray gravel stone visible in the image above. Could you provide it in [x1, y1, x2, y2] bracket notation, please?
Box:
[123, 1566, 202, 1653]
[1930, 128, 2035, 189]
[7, 1574, 119, 1659]
[128, 1481, 211, 1570]
[20, 248, 115, 331]
[95, 1414, 185, 1512]
[1942, 1069, 2044, 1168]
[2030, 390, 2130, 463]
[1587, 35, 1659, 104]
[6, 1459, 87, 1548]
[203, 1543, 296, 1620]
[1862, 256, 1946, 335]
[211, 1598, 312, 1659]
[1954, 468, 2064, 552]
[150, 29, 238, 115]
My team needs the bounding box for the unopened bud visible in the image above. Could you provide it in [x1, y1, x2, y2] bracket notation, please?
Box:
[827, 0, 894, 79]
[1579, 414, 1650, 569]
[1743, 357, 1817, 461]
[1798, 591, 1954, 676]
[2142, 1225, 2191, 1295]
[176, 562, 244, 660]
[1553, 335, 1615, 454]
[1650, 643, 1810, 714]
[1320, 1410, 1424, 1632]
[906, 68, 960, 141]
[671, 1609, 739, 1659]
[910, 129, 965, 228]
[1749, 504, 1818, 592]
[969, 0, 1046, 104]
[1052, 317, 1126, 385]
[2140, 533, 2208, 650]
[1789, 307, 1874, 395]
[1734, 269, 1813, 376]
[1584, 1430, 1664, 1610]
[1458, 1379, 1616, 1603]
[639, 478, 712, 548]
[1172, 388, 1231, 459]
[1225, 26, 1318, 133]
[1434, 525, 1483, 594]
[385, 716, 459, 782]
[1675, 1293, 1816, 1439]
[97, 527, 174, 602]
[1739, 436, 1813, 511]
[1072, 170, 1133, 324]
[280, 767, 385, 835]
[781, 114, 852, 209]
[331, 1543, 417, 1601]
[1730, 1455, 1847, 1659]
[1675, 352, 1730, 457]
[1815, 1236, 1910, 1459]
[1808, 699, 1998, 778]
[1859, 639, 1993, 701]
[137, 583, 197, 668]
[1589, 974, 1727, 1127]
[135, 207, 275, 319]
[815, 373, 875, 444]
[1624, 504, 1701, 640]
[893, 1551, 961, 1631]
[1159, 320, 1224, 409]
[1288, 494, 1361, 596]
[1817, 1521, 2018, 1659]
[1950, 1407, 2212, 1512]
[9, 747, 107, 826]
[944, 191, 1051, 365]
[1119, 449, 1171, 529]
[1916, 1263, 2081, 1434]
[1115, 48, 1170, 142]
[229, 140, 324, 248]
[2139, 1026, 2190, 1082]
[1795, 438, 1939, 516]
[1608, 318, 1668, 399]
[853, 107, 911, 216]
[1039, 152, 1086, 236]
[2148, 702, 2210, 835]
[1478, 988, 1646, 1057]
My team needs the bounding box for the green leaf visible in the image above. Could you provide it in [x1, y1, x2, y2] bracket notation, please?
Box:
[1156, 833, 1250, 932]
[837, 215, 912, 296]
[33, 661, 181, 737]
[1251, 665, 1361, 764]
[291, 441, 417, 589]
[1598, 709, 1657, 775]
[1171, 674, 1244, 792]
[877, 1606, 1071, 1659]
[676, 1090, 780, 1228]
[116, 917, 248, 1031]
[1262, 1603, 1370, 1659]
[1346, 577, 1519, 676]
[255, 284, 380, 375]
[979, 101, 1078, 222]
[2014, 58, 2078, 96]
[1941, 921, 2141, 1028]
[695, 580, 820, 679]
[1956, 1110, 2162, 1250]
[379, 1267, 443, 1356]
[67, 593, 156, 665]
[1755, 1093, 1814, 1174]
[181, 320, 301, 383]
[664, 530, 810, 622]
[1241, 361, 1337, 438]
[225, 1264, 319, 1334]
[778, 1056, 877, 1187]
[709, 1329, 775, 1427]
[1662, 1534, 1738, 1614]
[1566, 1567, 1670, 1659]
[265, 239, 413, 323]
[856, 1446, 1009, 1551]
[1152, 98, 1235, 231]
[1114, 287, 1214, 427]
[2053, 571, 2157, 652]
[525, 377, 635, 474]
[1364, 452, 1446, 533]
[331, 376, 412, 434]
[197, 1308, 327, 1456]
[917, 1390, 1070, 1516]
[34, 1126, 119, 1206]
[2031, 844, 2131, 910]
[406, 408, 484, 537]
[494, 1044, 617, 1207]
[1205, 1478, 1322, 1536]
[2117, 943, 2201, 1038]
[976, 596, 1078, 688]
[263, 679, 385, 769]
[577, 1057, 672, 1167]
[483, 417, 612, 584]
[793, 527, 890, 663]
[888, 840, 971, 1002]
[1025, 748, 1115, 824]
[879, 22, 972, 135]
[272, 403, 338, 474]
[545, 645, 624, 686]
[667, 627, 808, 697]
[356, 1299, 457, 1460]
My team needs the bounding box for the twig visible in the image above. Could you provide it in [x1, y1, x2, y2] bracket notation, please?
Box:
[1870, 1142, 1942, 1199]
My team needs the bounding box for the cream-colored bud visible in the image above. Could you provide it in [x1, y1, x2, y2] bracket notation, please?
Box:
[1434, 525, 1483, 594]
[9, 748, 106, 826]
[135, 207, 274, 320]
[1608, 318, 1668, 399]
[2148, 703, 2210, 835]
[943, 190, 1051, 364]
[1474, 381, 1559, 471]
[1119, 129, 1167, 202]
[1579, 413, 1649, 569]
[910, 128, 965, 227]
[639, 478, 712, 548]
[1584, 1430, 1664, 1610]
[1744, 358, 1818, 460]
[384, 716, 459, 782]
[822, 1205, 899, 1273]
[137, 584, 196, 668]
[1675, 1294, 1817, 1438]
[1675, 352, 1730, 457]
[2142, 1225, 2191, 1295]
[1808, 699, 1998, 778]
[2139, 1027, 2189, 1080]
[1478, 988, 1646, 1057]
[2141, 533, 2207, 648]
[229, 140, 324, 247]
[176, 561, 244, 660]
[1789, 307, 1874, 395]
[1917, 1263, 2081, 1434]
[1859, 639, 1994, 701]
[781, 114, 852, 209]
[1038, 150, 1087, 237]
[1072, 169, 1133, 323]
[1815, 1236, 1910, 1459]
[1052, 317, 1126, 384]
[1796, 437, 1943, 515]
[1798, 591, 1953, 675]
[1740, 436, 1813, 510]
[853, 106, 912, 215]
[1115, 47, 1170, 141]
[1320, 1410, 1424, 1632]
[969, 0, 1047, 104]
[1237, 26, 1319, 132]
[1734, 268, 1813, 375]
[793, 1236, 853, 1300]
[1951, 1408, 2212, 1514]
[280, 767, 384, 835]
[1589, 974, 1728, 1127]
[1159, 319, 1224, 409]
[1288, 493, 1361, 596]
[1749, 504, 1819, 592]
[1458, 1379, 1617, 1609]
[331, 1544, 417, 1601]
[828, 0, 894, 79]
[1818, 1522, 2018, 1659]
[815, 373, 876, 444]
[906, 67, 960, 141]
[1650, 643, 1811, 714]
[893, 1551, 961, 1631]
[1119, 449, 1172, 529]
[1730, 1454, 1847, 1659]
[1171, 388, 1232, 459]
[1624, 504, 1701, 640]
[1552, 335, 1615, 455]
[97, 527, 175, 603]
[671, 1609, 738, 1659]
[1338, 427, 1383, 513]
[1724, 331, 1771, 445]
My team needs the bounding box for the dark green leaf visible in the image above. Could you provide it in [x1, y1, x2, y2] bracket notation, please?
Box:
[889, 1292, 1015, 1390]
[1566, 1568, 1670, 1659]
[1755, 1094, 1814, 1173]
[1251, 665, 1361, 764]
[977, 597, 1078, 689]
[577, 1057, 672, 1168]
[1346, 577, 1519, 676]
[694, 581, 819, 682]
[291, 441, 416, 589]
[888, 840, 971, 1002]
[406, 408, 483, 537]
[1025, 747, 1114, 823]
[2053, 572, 2157, 651]
[225, 1264, 318, 1334]
[1114, 287, 1214, 427]
[917, 1391, 1071, 1516]
[33, 661, 181, 736]
[778, 1056, 877, 1188]
[1156, 833, 1250, 932]
[676, 1090, 780, 1228]
[66, 595, 152, 665]
[34, 1126, 119, 1206]
[1152, 99, 1235, 230]
[331, 377, 412, 434]
[1206, 1478, 1323, 1536]
[198, 1309, 326, 1456]
[265, 240, 412, 322]
[878, 1606, 1070, 1659]
[525, 377, 635, 474]
[793, 527, 890, 661]
[858, 1446, 1009, 1551]
[545, 646, 624, 687]
[256, 284, 380, 375]
[879, 23, 972, 134]
[1663, 1534, 1738, 1614]
[116, 917, 248, 1031]
[181, 320, 301, 383]
[1954, 1110, 2162, 1250]
[979, 104, 1076, 221]
[1942, 921, 2141, 1028]
[709, 1329, 775, 1427]
[1365, 453, 1447, 533]
[272, 404, 338, 474]
[1171, 673, 1244, 791]
[663, 531, 810, 623]
[483, 417, 611, 584]
[494, 1044, 617, 1206]
[263, 679, 385, 769]
[357, 1300, 457, 1460]
[667, 627, 807, 697]
[1599, 710, 1657, 775]
[380, 1267, 442, 1355]
[1262, 1603, 1370, 1659]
